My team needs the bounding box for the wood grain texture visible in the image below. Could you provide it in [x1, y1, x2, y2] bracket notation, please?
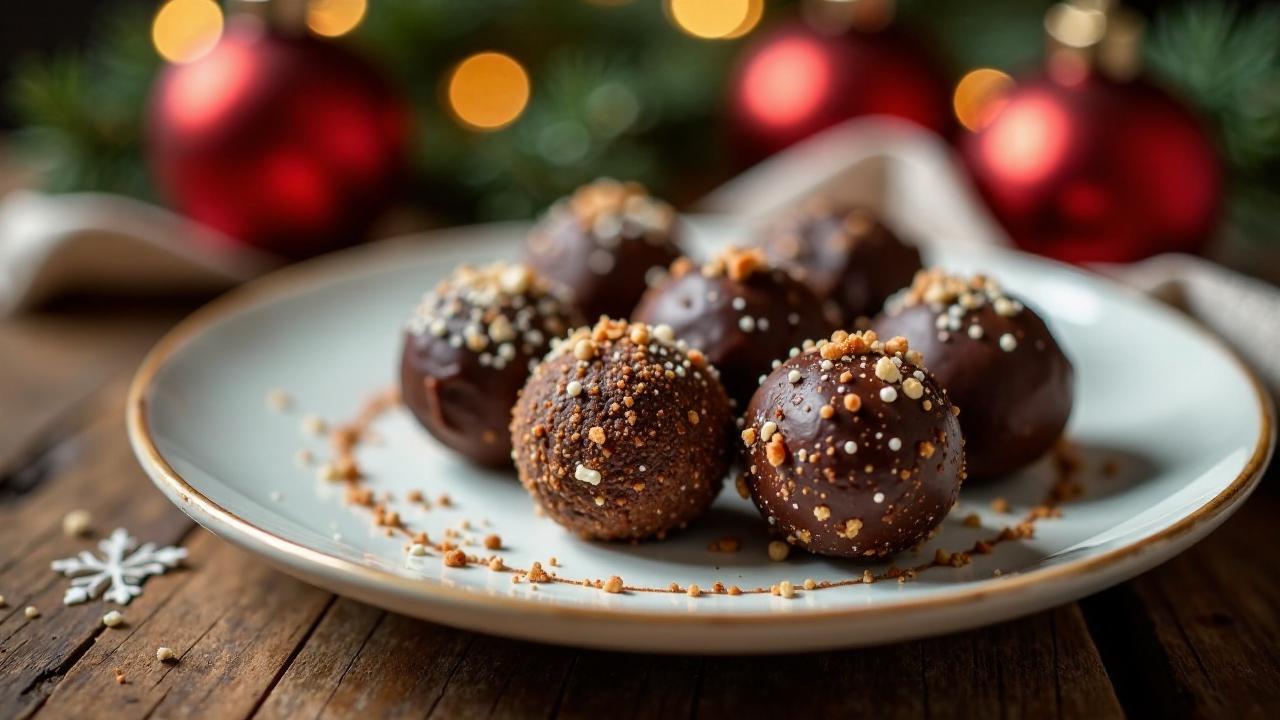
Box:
[1082, 480, 1280, 719]
[1, 309, 1277, 719]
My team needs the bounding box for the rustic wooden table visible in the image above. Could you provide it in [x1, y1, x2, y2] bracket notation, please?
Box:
[1, 297, 1277, 719]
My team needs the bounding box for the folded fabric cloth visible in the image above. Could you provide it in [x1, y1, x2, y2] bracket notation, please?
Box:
[0, 190, 276, 314]
[1101, 254, 1280, 396]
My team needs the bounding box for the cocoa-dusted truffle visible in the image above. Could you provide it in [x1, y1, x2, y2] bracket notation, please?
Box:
[632, 247, 840, 407]
[400, 263, 580, 466]
[525, 179, 683, 321]
[873, 270, 1073, 480]
[740, 331, 964, 558]
[511, 319, 734, 541]
[760, 203, 922, 321]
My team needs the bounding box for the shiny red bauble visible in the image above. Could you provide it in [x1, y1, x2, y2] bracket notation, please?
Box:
[148, 20, 408, 258]
[729, 23, 952, 165]
[962, 74, 1221, 263]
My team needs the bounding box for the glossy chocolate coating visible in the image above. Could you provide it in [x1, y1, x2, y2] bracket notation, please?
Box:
[760, 206, 922, 320]
[511, 320, 734, 541]
[740, 337, 964, 558]
[632, 258, 839, 407]
[525, 180, 683, 321]
[400, 264, 579, 467]
[873, 296, 1073, 481]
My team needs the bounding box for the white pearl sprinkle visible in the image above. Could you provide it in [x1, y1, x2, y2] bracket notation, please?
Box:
[738, 316, 755, 332]
[575, 464, 602, 486]
[999, 333, 1018, 352]
[888, 437, 902, 451]
[843, 441, 857, 454]
[873, 492, 885, 504]
[968, 324, 984, 339]
[761, 421, 778, 441]
[788, 370, 802, 384]
[731, 297, 746, 310]
[880, 386, 898, 402]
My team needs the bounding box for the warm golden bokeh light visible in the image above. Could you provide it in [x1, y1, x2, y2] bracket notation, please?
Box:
[447, 52, 531, 131]
[669, 0, 754, 40]
[724, 0, 764, 39]
[954, 68, 1016, 132]
[152, 0, 224, 64]
[307, 0, 368, 38]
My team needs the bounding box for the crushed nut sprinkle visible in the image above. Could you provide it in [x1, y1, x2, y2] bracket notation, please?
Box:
[767, 540, 791, 561]
[62, 509, 92, 537]
[527, 562, 551, 583]
[708, 536, 743, 553]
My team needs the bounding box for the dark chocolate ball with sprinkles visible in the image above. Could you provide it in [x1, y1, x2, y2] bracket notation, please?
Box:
[525, 178, 684, 321]
[740, 330, 965, 559]
[759, 202, 922, 321]
[511, 319, 734, 541]
[872, 269, 1074, 480]
[632, 247, 840, 407]
[400, 263, 581, 467]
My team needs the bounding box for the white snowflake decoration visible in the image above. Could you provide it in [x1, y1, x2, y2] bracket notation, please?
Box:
[51, 527, 188, 605]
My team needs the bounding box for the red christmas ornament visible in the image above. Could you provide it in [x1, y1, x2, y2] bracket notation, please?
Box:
[148, 19, 408, 258]
[961, 74, 1221, 263]
[729, 22, 952, 165]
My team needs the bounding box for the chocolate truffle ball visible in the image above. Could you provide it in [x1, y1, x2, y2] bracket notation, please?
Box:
[760, 203, 923, 321]
[511, 319, 734, 541]
[872, 270, 1074, 480]
[525, 179, 684, 321]
[400, 263, 580, 467]
[740, 331, 964, 558]
[632, 247, 840, 407]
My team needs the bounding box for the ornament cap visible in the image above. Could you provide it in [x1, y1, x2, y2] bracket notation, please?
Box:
[802, 0, 896, 36]
[227, 0, 308, 35]
[1044, 0, 1143, 83]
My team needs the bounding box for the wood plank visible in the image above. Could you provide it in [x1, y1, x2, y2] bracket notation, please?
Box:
[695, 641, 926, 718]
[306, 612, 471, 719]
[556, 651, 699, 719]
[429, 634, 575, 720]
[0, 305, 183, 475]
[0, 386, 197, 719]
[34, 531, 331, 720]
[1081, 477, 1280, 717]
[1052, 604, 1126, 719]
[253, 598, 384, 720]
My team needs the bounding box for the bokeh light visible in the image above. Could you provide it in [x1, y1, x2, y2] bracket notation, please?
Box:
[163, 36, 255, 132]
[669, 0, 755, 40]
[953, 68, 1015, 132]
[980, 92, 1071, 185]
[152, 0, 224, 64]
[741, 36, 831, 129]
[307, 0, 368, 38]
[725, 0, 764, 39]
[447, 52, 531, 131]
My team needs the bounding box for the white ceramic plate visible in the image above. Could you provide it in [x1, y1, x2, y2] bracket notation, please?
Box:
[128, 220, 1273, 654]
